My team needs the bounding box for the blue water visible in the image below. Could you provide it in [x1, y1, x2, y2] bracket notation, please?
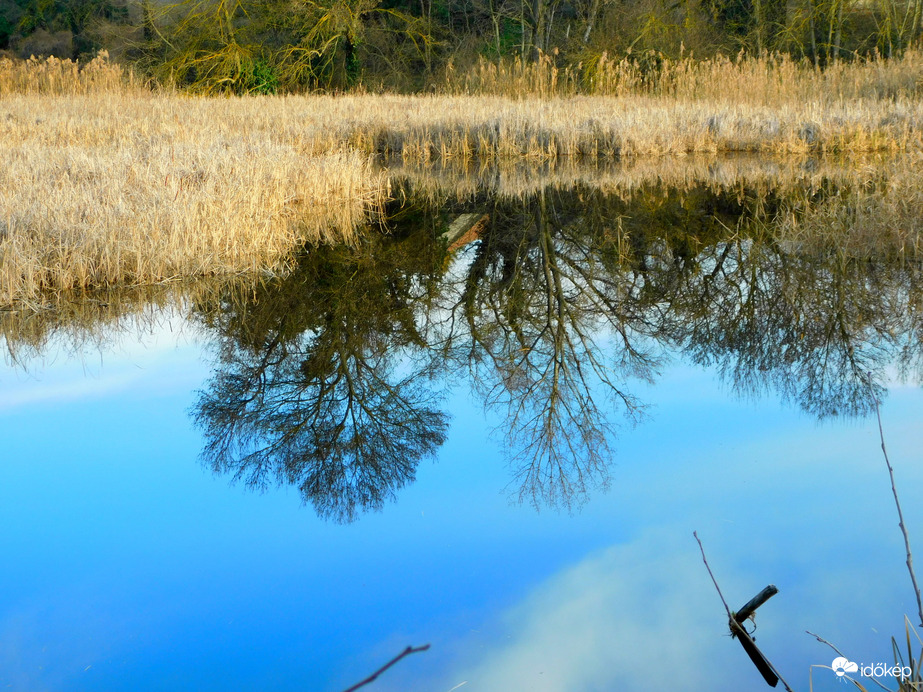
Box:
[1, 309, 921, 691]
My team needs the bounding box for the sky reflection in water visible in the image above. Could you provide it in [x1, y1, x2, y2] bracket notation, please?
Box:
[1, 170, 922, 691]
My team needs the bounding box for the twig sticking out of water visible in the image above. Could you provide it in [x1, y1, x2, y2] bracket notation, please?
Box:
[806, 630, 851, 660]
[867, 372, 923, 629]
[736, 585, 780, 624]
[694, 531, 795, 691]
[342, 644, 431, 692]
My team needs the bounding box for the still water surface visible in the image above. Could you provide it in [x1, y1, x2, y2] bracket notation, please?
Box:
[2, 163, 922, 691]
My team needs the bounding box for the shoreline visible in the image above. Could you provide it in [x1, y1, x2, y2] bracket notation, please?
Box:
[2, 85, 922, 303]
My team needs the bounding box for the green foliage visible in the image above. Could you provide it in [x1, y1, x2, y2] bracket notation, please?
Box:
[19, 0, 921, 91]
[242, 56, 276, 92]
[0, 0, 22, 48]
[4, 0, 127, 57]
[709, 0, 755, 40]
[144, 0, 435, 92]
[479, 15, 519, 58]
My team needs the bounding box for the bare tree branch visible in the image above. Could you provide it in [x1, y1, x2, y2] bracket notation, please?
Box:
[867, 372, 923, 629]
[342, 644, 431, 692]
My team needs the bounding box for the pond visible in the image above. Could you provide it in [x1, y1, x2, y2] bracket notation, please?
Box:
[2, 157, 922, 691]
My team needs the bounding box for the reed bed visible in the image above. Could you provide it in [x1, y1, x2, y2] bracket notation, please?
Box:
[3, 52, 923, 303]
[447, 50, 923, 103]
[0, 93, 384, 305]
[296, 93, 923, 159]
[0, 51, 139, 96]
[3, 152, 922, 354]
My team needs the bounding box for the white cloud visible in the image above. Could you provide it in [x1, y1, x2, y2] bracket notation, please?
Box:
[0, 372, 138, 412]
[435, 529, 750, 692]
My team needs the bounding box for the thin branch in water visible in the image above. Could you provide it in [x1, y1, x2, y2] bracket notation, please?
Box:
[342, 644, 431, 692]
[694, 530, 734, 619]
[867, 372, 923, 628]
[693, 532, 795, 692]
[806, 630, 850, 659]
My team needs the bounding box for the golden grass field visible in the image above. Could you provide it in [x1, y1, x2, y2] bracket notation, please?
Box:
[0, 88, 384, 305]
[3, 51, 923, 304]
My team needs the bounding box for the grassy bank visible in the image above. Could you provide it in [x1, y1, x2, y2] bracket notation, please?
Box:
[3, 51, 923, 303]
[299, 93, 923, 159]
[5, 53, 923, 158]
[0, 93, 384, 305]
[4, 153, 923, 359]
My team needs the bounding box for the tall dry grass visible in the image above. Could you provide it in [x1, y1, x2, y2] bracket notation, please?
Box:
[299, 93, 923, 159]
[3, 53, 923, 160]
[447, 49, 923, 103]
[4, 52, 923, 304]
[0, 51, 139, 96]
[4, 152, 923, 358]
[0, 92, 384, 306]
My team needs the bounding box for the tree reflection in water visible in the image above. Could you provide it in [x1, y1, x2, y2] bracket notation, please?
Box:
[437, 189, 657, 509]
[190, 177, 923, 520]
[193, 218, 450, 522]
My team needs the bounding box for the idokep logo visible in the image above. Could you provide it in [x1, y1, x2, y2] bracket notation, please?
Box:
[831, 657, 858, 677]
[829, 657, 914, 683]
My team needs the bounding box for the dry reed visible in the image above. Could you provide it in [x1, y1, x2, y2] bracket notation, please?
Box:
[0, 92, 384, 305]
[282, 89, 923, 160]
[3, 153, 923, 358]
[447, 50, 923, 103]
[4, 52, 923, 304]
[0, 51, 139, 96]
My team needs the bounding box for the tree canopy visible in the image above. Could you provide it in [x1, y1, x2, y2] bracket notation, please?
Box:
[3, 0, 921, 90]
